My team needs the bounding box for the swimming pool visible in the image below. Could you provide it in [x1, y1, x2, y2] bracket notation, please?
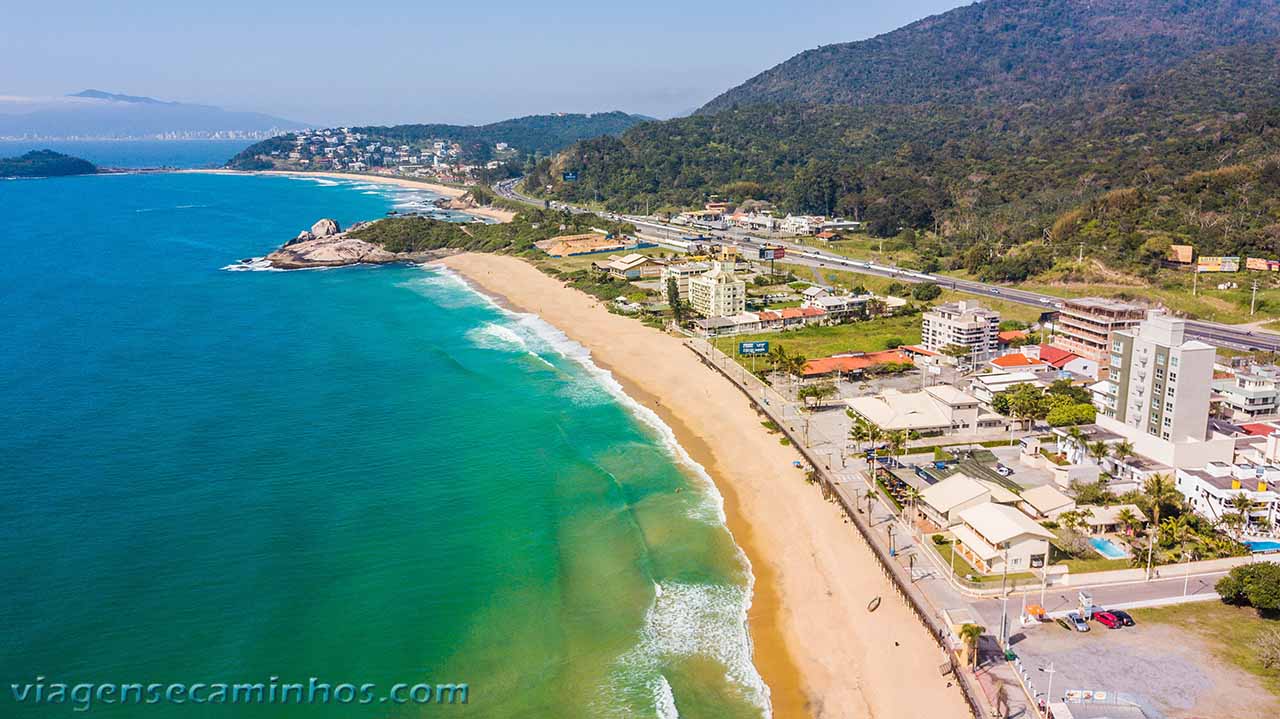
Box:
[1089, 537, 1128, 559]
[1245, 540, 1280, 553]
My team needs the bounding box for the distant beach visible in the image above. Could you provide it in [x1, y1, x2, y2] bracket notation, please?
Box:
[441, 252, 972, 719]
[185, 169, 517, 223]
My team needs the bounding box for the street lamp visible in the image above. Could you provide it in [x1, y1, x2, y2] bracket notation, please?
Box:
[998, 542, 1011, 651]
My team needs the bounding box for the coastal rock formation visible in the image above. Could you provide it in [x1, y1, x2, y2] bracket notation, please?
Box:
[259, 217, 455, 269]
[311, 218, 341, 237]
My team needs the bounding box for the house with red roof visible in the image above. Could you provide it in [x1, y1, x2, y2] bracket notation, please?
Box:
[801, 350, 914, 379]
[1036, 343, 1098, 379]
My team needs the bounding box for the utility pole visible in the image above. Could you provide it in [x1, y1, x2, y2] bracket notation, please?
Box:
[1193, 269, 1198, 296]
[1077, 242, 1084, 263]
[1251, 279, 1260, 316]
[998, 543, 1011, 651]
[1041, 662, 1057, 708]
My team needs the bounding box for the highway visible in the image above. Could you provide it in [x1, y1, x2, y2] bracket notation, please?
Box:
[493, 178, 1280, 352]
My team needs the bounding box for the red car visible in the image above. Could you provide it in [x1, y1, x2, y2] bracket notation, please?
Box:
[1094, 611, 1122, 629]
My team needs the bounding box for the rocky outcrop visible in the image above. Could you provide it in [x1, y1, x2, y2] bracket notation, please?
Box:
[259, 218, 454, 269]
[311, 218, 341, 237]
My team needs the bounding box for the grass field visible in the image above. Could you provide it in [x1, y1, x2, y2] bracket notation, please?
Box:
[1130, 601, 1280, 698]
[729, 314, 923, 363]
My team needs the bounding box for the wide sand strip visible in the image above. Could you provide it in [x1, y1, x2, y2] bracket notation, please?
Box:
[185, 169, 517, 223]
[441, 253, 970, 719]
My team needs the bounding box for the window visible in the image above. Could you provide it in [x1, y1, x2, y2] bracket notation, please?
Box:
[1157, 354, 1166, 365]
[1170, 357, 1179, 367]
[1166, 402, 1174, 412]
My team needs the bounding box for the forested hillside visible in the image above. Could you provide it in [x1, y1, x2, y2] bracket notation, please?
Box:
[530, 37, 1280, 279]
[700, 0, 1280, 112]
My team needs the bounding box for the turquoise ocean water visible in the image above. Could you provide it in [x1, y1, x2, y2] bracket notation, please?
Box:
[0, 150, 766, 717]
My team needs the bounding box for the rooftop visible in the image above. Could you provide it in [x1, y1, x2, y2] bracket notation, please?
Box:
[958, 503, 1055, 544]
[991, 353, 1048, 369]
[920, 473, 989, 513]
[1021, 484, 1076, 515]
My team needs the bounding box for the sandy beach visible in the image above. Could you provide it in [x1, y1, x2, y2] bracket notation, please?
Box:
[184, 169, 517, 223]
[441, 253, 971, 719]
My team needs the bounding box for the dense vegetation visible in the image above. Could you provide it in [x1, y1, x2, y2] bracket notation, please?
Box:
[228, 112, 650, 169]
[0, 150, 97, 178]
[348, 209, 634, 254]
[530, 38, 1280, 279]
[700, 0, 1280, 112]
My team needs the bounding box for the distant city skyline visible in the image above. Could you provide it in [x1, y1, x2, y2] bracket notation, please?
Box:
[1, 0, 968, 126]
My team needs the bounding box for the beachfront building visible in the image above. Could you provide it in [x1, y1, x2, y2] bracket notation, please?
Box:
[951, 503, 1054, 574]
[660, 262, 712, 302]
[1019, 484, 1077, 520]
[919, 474, 992, 527]
[1089, 315, 1235, 470]
[846, 385, 1004, 436]
[1052, 297, 1147, 370]
[800, 350, 914, 381]
[1175, 462, 1280, 529]
[596, 253, 665, 281]
[921, 301, 1000, 365]
[688, 262, 747, 318]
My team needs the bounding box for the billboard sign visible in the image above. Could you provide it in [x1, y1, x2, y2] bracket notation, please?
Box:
[758, 246, 786, 261]
[562, 170, 579, 182]
[738, 341, 770, 356]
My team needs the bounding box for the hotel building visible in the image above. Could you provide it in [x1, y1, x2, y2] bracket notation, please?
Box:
[688, 262, 746, 318]
[920, 300, 1000, 364]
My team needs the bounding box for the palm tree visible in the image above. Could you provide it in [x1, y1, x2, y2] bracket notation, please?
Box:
[864, 422, 885, 481]
[888, 430, 909, 465]
[848, 417, 871, 455]
[1116, 507, 1141, 537]
[1111, 440, 1135, 476]
[1142, 473, 1178, 578]
[903, 485, 923, 520]
[1228, 493, 1255, 532]
[1088, 440, 1110, 472]
[1065, 426, 1087, 461]
[1058, 509, 1088, 534]
[958, 623, 986, 671]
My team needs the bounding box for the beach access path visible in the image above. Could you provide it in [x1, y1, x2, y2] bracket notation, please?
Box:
[441, 253, 972, 719]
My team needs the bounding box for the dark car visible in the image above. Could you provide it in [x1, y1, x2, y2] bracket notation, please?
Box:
[1109, 609, 1135, 627]
[1094, 611, 1121, 629]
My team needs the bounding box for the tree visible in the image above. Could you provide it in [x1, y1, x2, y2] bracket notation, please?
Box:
[799, 381, 838, 408]
[1116, 507, 1142, 537]
[912, 282, 942, 301]
[1228, 493, 1255, 531]
[1111, 440, 1135, 475]
[848, 415, 871, 454]
[888, 430, 909, 463]
[959, 623, 985, 670]
[1216, 563, 1280, 610]
[1087, 440, 1111, 469]
[1142, 473, 1179, 575]
[666, 275, 684, 323]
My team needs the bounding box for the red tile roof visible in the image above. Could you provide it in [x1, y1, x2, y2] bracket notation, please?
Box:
[1037, 344, 1082, 369]
[1240, 423, 1280, 437]
[991, 353, 1047, 368]
[802, 350, 915, 377]
[756, 311, 781, 321]
[900, 344, 939, 357]
[997, 330, 1029, 343]
[781, 307, 826, 319]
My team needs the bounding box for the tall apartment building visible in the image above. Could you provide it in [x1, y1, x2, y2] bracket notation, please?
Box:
[688, 262, 746, 318]
[1095, 314, 1216, 443]
[920, 300, 1000, 363]
[659, 261, 711, 301]
[1053, 298, 1147, 368]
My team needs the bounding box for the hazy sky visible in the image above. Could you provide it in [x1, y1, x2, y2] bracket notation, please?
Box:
[1, 0, 968, 126]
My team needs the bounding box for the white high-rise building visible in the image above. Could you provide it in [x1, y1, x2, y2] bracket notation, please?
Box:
[688, 262, 746, 318]
[921, 300, 1000, 363]
[1092, 313, 1234, 468]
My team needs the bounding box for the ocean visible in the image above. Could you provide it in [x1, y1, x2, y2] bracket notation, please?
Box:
[0, 144, 766, 716]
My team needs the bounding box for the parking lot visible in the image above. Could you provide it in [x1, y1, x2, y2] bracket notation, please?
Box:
[1009, 614, 1277, 718]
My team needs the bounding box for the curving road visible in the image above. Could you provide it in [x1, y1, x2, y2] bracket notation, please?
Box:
[493, 178, 1280, 352]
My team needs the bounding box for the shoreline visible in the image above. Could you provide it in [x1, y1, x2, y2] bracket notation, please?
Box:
[179, 169, 517, 223]
[440, 253, 971, 719]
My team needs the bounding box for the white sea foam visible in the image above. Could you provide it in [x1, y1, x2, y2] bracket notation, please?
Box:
[220, 257, 283, 272]
[654, 675, 678, 719]
[423, 265, 771, 718]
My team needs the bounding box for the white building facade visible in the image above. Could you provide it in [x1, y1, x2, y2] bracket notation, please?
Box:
[688, 262, 746, 318]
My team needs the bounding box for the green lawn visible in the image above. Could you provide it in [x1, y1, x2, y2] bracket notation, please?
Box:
[931, 540, 1037, 584]
[1060, 557, 1132, 574]
[1130, 601, 1280, 698]
[731, 314, 923, 363]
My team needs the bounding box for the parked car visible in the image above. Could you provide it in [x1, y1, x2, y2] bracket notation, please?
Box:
[1066, 612, 1090, 632]
[1094, 611, 1122, 629]
[995, 463, 1014, 477]
[1109, 609, 1135, 627]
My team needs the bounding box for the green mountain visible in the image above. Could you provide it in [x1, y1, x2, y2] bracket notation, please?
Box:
[699, 0, 1280, 113]
[227, 112, 650, 170]
[531, 0, 1280, 279]
[0, 150, 97, 178]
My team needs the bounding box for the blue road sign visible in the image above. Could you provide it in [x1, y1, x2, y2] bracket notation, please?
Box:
[738, 341, 769, 356]
[562, 170, 579, 182]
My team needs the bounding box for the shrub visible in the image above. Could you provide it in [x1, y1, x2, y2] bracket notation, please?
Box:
[1216, 563, 1280, 610]
[932, 533, 948, 545]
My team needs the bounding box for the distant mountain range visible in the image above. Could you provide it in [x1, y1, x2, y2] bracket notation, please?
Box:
[0, 90, 307, 140]
[530, 0, 1280, 280]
